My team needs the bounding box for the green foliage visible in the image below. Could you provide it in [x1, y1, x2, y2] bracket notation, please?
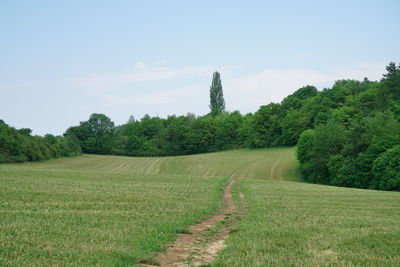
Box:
[332, 112, 400, 188]
[0, 120, 80, 163]
[209, 71, 225, 116]
[65, 113, 115, 154]
[297, 122, 347, 184]
[215, 111, 244, 149]
[107, 111, 255, 157]
[295, 62, 400, 191]
[378, 61, 400, 109]
[297, 112, 400, 190]
[184, 115, 218, 154]
[296, 129, 315, 165]
[372, 145, 400, 191]
[163, 115, 193, 155]
[236, 113, 254, 146]
[280, 109, 308, 145]
[249, 103, 281, 148]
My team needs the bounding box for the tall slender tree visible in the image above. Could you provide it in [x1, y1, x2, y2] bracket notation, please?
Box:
[209, 71, 225, 116]
[127, 115, 135, 124]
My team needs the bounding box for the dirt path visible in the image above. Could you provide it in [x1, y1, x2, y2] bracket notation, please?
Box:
[140, 176, 247, 267]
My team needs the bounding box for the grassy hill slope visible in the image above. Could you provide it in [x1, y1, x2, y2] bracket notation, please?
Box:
[21, 147, 298, 181]
[1, 147, 399, 266]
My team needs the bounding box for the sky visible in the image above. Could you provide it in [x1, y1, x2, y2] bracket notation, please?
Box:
[0, 0, 399, 135]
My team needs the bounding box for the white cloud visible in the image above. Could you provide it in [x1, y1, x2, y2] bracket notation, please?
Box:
[73, 62, 234, 92]
[223, 63, 385, 113]
[134, 61, 145, 69]
[73, 62, 387, 118]
[225, 69, 328, 108]
[332, 63, 384, 81]
[99, 85, 210, 120]
[100, 85, 206, 106]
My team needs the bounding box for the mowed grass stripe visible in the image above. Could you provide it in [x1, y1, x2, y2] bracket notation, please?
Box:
[214, 179, 400, 266]
[0, 164, 226, 266]
[21, 147, 298, 180]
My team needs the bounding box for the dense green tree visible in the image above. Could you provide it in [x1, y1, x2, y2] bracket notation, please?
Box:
[376, 62, 400, 121]
[296, 129, 315, 166]
[372, 145, 400, 191]
[237, 113, 254, 147]
[297, 109, 400, 191]
[209, 71, 225, 116]
[249, 103, 281, 148]
[18, 128, 32, 136]
[331, 112, 400, 188]
[280, 109, 308, 145]
[135, 114, 165, 140]
[0, 120, 80, 163]
[64, 124, 92, 151]
[163, 115, 194, 155]
[65, 113, 115, 154]
[379, 62, 400, 108]
[215, 111, 243, 149]
[127, 115, 135, 124]
[86, 113, 114, 136]
[297, 122, 347, 184]
[184, 116, 217, 154]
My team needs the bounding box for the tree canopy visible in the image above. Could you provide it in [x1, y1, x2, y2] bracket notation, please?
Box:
[65, 113, 115, 154]
[0, 120, 80, 163]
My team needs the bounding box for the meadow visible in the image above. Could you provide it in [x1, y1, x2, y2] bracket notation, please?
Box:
[0, 161, 225, 265]
[1, 147, 399, 266]
[28, 147, 298, 180]
[214, 180, 400, 266]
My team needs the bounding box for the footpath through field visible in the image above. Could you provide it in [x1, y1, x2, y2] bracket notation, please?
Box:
[141, 176, 247, 267]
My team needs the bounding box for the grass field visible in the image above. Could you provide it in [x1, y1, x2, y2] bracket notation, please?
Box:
[25, 147, 298, 181]
[0, 162, 225, 265]
[215, 180, 400, 266]
[1, 147, 399, 266]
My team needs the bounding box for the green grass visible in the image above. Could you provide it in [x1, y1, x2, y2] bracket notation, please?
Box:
[1, 147, 399, 266]
[0, 163, 225, 266]
[28, 147, 298, 181]
[214, 180, 400, 266]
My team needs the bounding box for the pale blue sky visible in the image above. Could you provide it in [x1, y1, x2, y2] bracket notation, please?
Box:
[1, 0, 399, 135]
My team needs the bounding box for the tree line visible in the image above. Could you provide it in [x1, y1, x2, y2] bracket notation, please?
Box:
[0, 120, 81, 163]
[1, 64, 399, 190]
[64, 65, 400, 191]
[297, 62, 400, 191]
